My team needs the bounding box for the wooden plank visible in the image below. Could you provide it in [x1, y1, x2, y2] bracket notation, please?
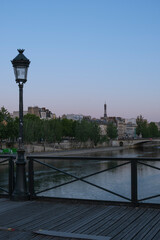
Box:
[143, 217, 160, 240]
[107, 207, 146, 239]
[33, 204, 94, 231]
[10, 202, 73, 229]
[133, 209, 160, 240]
[72, 206, 122, 234]
[111, 208, 149, 240]
[151, 229, 160, 240]
[34, 230, 111, 240]
[48, 205, 99, 232]
[120, 209, 159, 240]
[0, 200, 33, 214]
[87, 206, 130, 235]
[81, 206, 127, 235]
[25, 203, 88, 230]
[64, 205, 114, 233]
[1, 199, 160, 240]
[0, 201, 62, 228]
[0, 230, 19, 240]
[98, 207, 137, 236]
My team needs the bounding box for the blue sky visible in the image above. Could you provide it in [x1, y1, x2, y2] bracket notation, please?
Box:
[1, 0, 160, 121]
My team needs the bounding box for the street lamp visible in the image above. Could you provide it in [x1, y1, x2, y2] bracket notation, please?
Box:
[11, 49, 30, 200]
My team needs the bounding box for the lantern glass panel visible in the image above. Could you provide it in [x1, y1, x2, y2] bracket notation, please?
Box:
[14, 66, 28, 80]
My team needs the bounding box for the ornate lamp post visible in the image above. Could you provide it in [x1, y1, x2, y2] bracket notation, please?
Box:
[11, 49, 30, 200]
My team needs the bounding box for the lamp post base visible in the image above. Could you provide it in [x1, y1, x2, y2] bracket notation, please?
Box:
[12, 149, 29, 201]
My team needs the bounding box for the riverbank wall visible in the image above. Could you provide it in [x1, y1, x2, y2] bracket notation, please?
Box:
[3, 139, 156, 154]
[1, 140, 111, 153]
[24, 140, 110, 153]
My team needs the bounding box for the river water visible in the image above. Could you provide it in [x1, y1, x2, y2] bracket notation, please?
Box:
[1, 146, 160, 203]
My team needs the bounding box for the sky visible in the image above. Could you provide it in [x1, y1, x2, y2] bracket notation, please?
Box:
[0, 0, 160, 122]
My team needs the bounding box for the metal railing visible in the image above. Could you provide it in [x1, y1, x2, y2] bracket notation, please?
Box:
[27, 156, 160, 206]
[1, 155, 160, 206]
[0, 155, 16, 197]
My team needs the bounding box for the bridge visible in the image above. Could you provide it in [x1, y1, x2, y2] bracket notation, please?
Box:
[113, 138, 160, 147]
[1, 155, 160, 239]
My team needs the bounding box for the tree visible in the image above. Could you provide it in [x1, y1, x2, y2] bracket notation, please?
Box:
[75, 120, 90, 142]
[0, 107, 12, 143]
[89, 122, 101, 146]
[23, 114, 42, 142]
[6, 117, 19, 142]
[148, 122, 159, 138]
[75, 120, 101, 146]
[107, 122, 118, 139]
[136, 115, 149, 138]
[61, 119, 75, 137]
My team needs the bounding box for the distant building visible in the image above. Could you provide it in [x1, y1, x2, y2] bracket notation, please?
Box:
[107, 117, 137, 139]
[116, 117, 125, 139]
[40, 111, 47, 119]
[154, 122, 160, 131]
[28, 106, 55, 119]
[99, 123, 107, 136]
[107, 117, 117, 125]
[28, 106, 40, 117]
[125, 118, 137, 125]
[83, 115, 92, 121]
[125, 118, 137, 138]
[63, 114, 84, 121]
[12, 111, 28, 118]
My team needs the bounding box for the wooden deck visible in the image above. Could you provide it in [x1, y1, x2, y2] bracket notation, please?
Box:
[0, 198, 160, 240]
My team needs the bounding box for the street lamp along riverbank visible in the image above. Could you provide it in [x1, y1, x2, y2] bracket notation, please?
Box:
[11, 49, 30, 200]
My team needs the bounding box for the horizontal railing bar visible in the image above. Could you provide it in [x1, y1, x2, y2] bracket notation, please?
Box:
[0, 186, 9, 194]
[138, 161, 160, 171]
[27, 156, 160, 161]
[0, 155, 16, 159]
[139, 194, 160, 202]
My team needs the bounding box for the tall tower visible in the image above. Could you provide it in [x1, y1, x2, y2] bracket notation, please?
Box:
[104, 102, 107, 118]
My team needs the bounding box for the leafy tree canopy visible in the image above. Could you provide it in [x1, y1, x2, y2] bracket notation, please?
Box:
[107, 122, 118, 140]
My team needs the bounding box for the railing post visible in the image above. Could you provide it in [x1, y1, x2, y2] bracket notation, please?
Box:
[9, 158, 14, 198]
[28, 158, 35, 199]
[131, 160, 138, 206]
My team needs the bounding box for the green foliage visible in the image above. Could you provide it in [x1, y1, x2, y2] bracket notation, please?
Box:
[75, 120, 101, 146]
[107, 122, 118, 139]
[0, 107, 18, 142]
[148, 122, 159, 138]
[61, 119, 75, 137]
[136, 115, 149, 137]
[0, 107, 103, 146]
[75, 120, 91, 142]
[89, 122, 101, 146]
[136, 116, 159, 138]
